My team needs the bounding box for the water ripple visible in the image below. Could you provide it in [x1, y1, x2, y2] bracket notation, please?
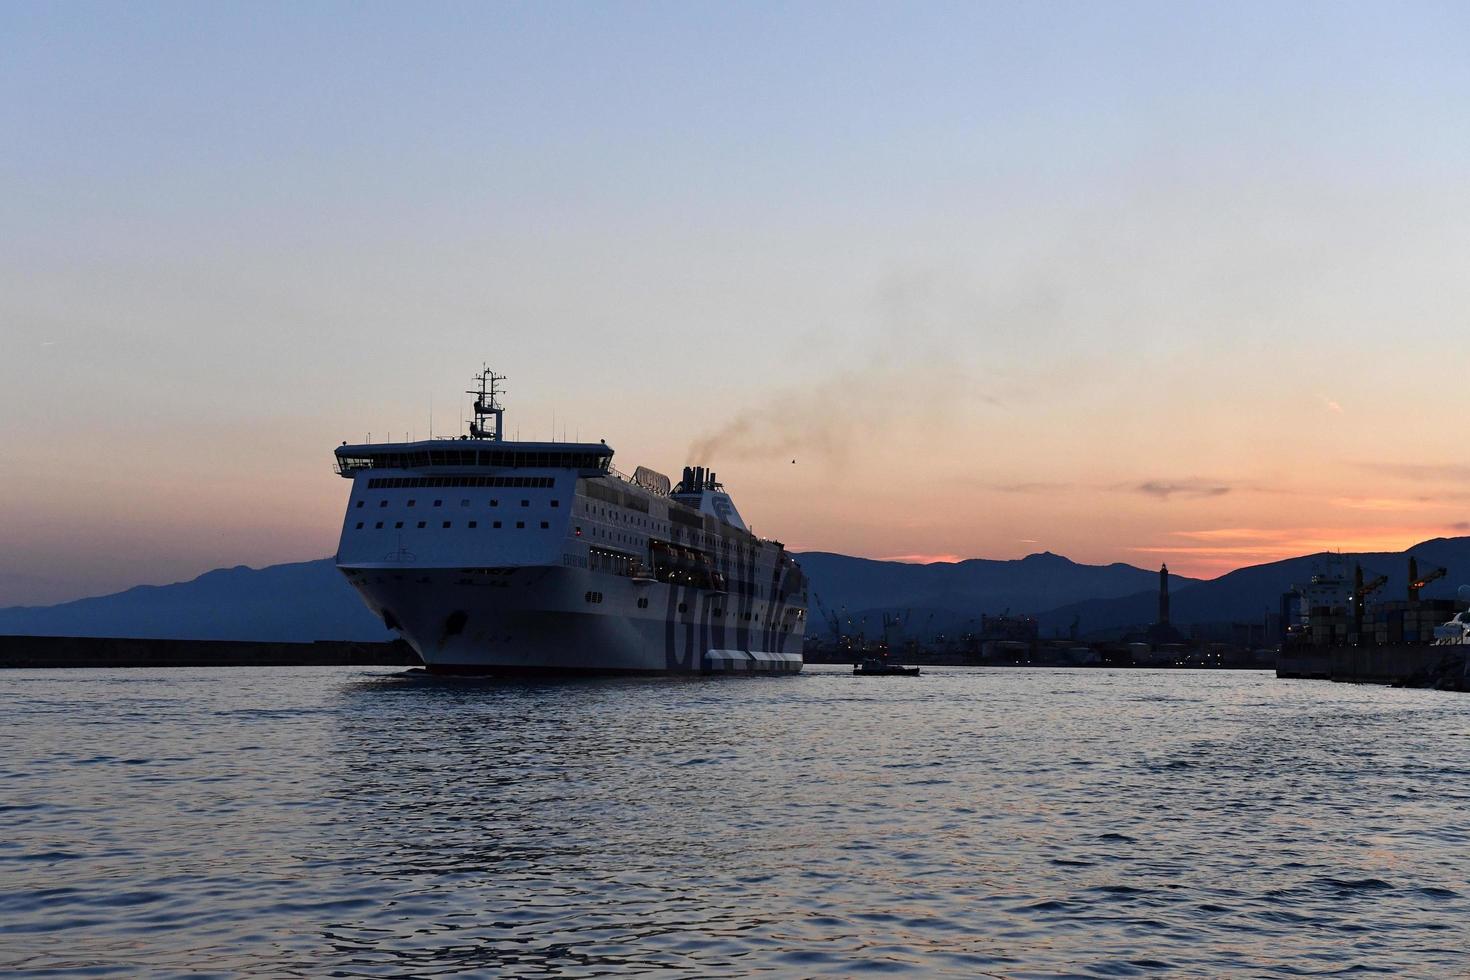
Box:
[1, 666, 1468, 976]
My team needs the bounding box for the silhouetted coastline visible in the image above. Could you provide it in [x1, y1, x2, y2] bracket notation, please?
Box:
[0, 635, 417, 669]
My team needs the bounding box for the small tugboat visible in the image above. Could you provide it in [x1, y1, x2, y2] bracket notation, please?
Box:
[853, 656, 921, 676]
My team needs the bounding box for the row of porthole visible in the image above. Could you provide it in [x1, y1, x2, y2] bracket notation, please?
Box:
[578, 499, 774, 560]
[669, 604, 768, 618]
[578, 525, 647, 547]
[355, 520, 551, 530]
[624, 597, 779, 622]
[579, 502, 769, 559]
[358, 498, 556, 510]
[583, 503, 658, 529]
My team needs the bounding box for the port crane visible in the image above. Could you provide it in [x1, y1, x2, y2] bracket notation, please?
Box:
[1352, 563, 1390, 644]
[1408, 556, 1447, 603]
[811, 592, 844, 641]
[880, 609, 912, 648]
[881, 609, 933, 654]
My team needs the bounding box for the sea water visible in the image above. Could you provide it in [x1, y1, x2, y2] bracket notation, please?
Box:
[2, 666, 1468, 977]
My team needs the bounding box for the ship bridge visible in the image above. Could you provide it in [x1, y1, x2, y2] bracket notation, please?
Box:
[335, 365, 613, 477]
[335, 439, 612, 478]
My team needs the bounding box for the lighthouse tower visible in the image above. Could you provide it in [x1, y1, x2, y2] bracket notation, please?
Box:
[1159, 563, 1171, 626]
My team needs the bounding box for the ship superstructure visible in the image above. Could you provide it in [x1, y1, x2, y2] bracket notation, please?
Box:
[333, 368, 807, 674]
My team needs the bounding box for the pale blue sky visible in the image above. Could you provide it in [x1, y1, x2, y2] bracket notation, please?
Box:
[3, 2, 1469, 603]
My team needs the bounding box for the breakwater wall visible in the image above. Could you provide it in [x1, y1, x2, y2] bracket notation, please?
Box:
[1330, 645, 1466, 687]
[1279, 645, 1468, 689]
[0, 635, 419, 669]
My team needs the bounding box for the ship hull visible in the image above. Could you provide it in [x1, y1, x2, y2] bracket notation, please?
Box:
[341, 565, 805, 675]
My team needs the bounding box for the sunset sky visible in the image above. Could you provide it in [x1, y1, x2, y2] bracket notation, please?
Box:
[4, 2, 1469, 605]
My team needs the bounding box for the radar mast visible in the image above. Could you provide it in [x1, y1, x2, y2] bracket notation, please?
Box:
[467, 366, 507, 441]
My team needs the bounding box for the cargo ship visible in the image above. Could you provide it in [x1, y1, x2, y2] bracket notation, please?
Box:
[332, 368, 807, 674]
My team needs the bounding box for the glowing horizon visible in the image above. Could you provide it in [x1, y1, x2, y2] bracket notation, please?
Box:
[3, 3, 1469, 605]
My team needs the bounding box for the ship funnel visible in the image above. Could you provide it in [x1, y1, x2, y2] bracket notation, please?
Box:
[682, 466, 693, 489]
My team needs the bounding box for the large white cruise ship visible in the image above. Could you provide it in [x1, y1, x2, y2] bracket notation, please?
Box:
[333, 368, 807, 674]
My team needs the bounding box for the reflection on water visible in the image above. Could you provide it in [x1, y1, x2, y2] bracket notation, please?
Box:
[3, 666, 1469, 976]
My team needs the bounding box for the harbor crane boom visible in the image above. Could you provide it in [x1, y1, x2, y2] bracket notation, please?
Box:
[811, 592, 843, 640]
[1352, 563, 1390, 644]
[1408, 556, 1448, 603]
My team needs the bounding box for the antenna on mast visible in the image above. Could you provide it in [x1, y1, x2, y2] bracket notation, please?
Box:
[467, 365, 507, 441]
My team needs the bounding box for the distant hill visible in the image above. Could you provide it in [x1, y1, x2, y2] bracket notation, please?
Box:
[3, 539, 1464, 644]
[796, 551, 1193, 637]
[0, 550, 1188, 643]
[0, 560, 389, 643]
[1035, 537, 1470, 637]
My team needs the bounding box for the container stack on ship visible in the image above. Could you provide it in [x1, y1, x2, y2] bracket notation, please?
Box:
[332, 368, 807, 675]
[1277, 555, 1470, 686]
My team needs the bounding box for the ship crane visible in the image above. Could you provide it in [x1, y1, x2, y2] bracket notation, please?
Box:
[880, 609, 910, 638]
[811, 592, 843, 641]
[1408, 556, 1448, 603]
[880, 609, 917, 648]
[1352, 563, 1390, 645]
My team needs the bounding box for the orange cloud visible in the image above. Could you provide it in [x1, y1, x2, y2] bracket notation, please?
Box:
[1133, 524, 1466, 578]
[876, 553, 966, 564]
[1330, 496, 1433, 512]
[1132, 479, 1232, 500]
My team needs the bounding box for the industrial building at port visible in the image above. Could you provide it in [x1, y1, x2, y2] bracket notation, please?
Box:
[805, 564, 1273, 669]
[805, 557, 1470, 687]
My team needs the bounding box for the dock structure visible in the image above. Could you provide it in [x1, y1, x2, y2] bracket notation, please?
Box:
[0, 635, 418, 669]
[1274, 553, 1470, 690]
[1278, 645, 1468, 689]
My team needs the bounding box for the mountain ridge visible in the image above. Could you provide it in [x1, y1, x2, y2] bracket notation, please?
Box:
[1033, 537, 1470, 637]
[2, 539, 1465, 643]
